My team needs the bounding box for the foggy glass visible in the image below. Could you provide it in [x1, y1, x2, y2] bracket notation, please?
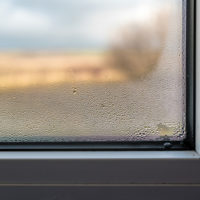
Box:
[0, 0, 185, 142]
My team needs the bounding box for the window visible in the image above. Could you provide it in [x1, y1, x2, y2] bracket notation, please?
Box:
[0, 0, 199, 199]
[0, 0, 193, 150]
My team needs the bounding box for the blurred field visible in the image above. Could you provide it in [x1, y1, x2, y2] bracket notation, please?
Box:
[0, 48, 184, 142]
[0, 48, 164, 91]
[0, 52, 128, 90]
[0, 9, 168, 90]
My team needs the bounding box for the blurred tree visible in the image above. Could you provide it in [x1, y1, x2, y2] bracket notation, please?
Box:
[108, 10, 170, 80]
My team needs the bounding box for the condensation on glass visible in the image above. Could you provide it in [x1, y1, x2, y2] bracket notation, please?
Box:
[0, 0, 186, 142]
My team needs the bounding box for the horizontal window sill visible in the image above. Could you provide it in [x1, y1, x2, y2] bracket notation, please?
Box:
[0, 151, 198, 160]
[0, 150, 199, 185]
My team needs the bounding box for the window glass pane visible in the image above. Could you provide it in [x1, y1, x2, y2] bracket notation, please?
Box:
[0, 0, 185, 142]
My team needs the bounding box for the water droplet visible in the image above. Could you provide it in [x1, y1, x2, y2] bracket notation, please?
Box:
[72, 87, 77, 95]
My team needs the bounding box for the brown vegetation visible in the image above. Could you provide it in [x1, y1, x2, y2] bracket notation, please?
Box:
[108, 11, 170, 80]
[0, 52, 126, 90]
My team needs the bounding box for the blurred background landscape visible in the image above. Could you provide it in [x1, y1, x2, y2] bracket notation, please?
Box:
[0, 0, 185, 142]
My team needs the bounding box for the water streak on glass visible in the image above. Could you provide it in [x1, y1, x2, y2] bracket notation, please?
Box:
[0, 0, 185, 142]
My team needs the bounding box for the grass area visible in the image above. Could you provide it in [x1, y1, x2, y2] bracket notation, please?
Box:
[0, 52, 126, 90]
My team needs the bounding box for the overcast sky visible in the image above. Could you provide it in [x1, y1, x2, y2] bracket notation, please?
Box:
[0, 0, 179, 51]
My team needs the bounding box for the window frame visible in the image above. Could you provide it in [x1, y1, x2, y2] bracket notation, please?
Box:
[0, 1, 199, 199]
